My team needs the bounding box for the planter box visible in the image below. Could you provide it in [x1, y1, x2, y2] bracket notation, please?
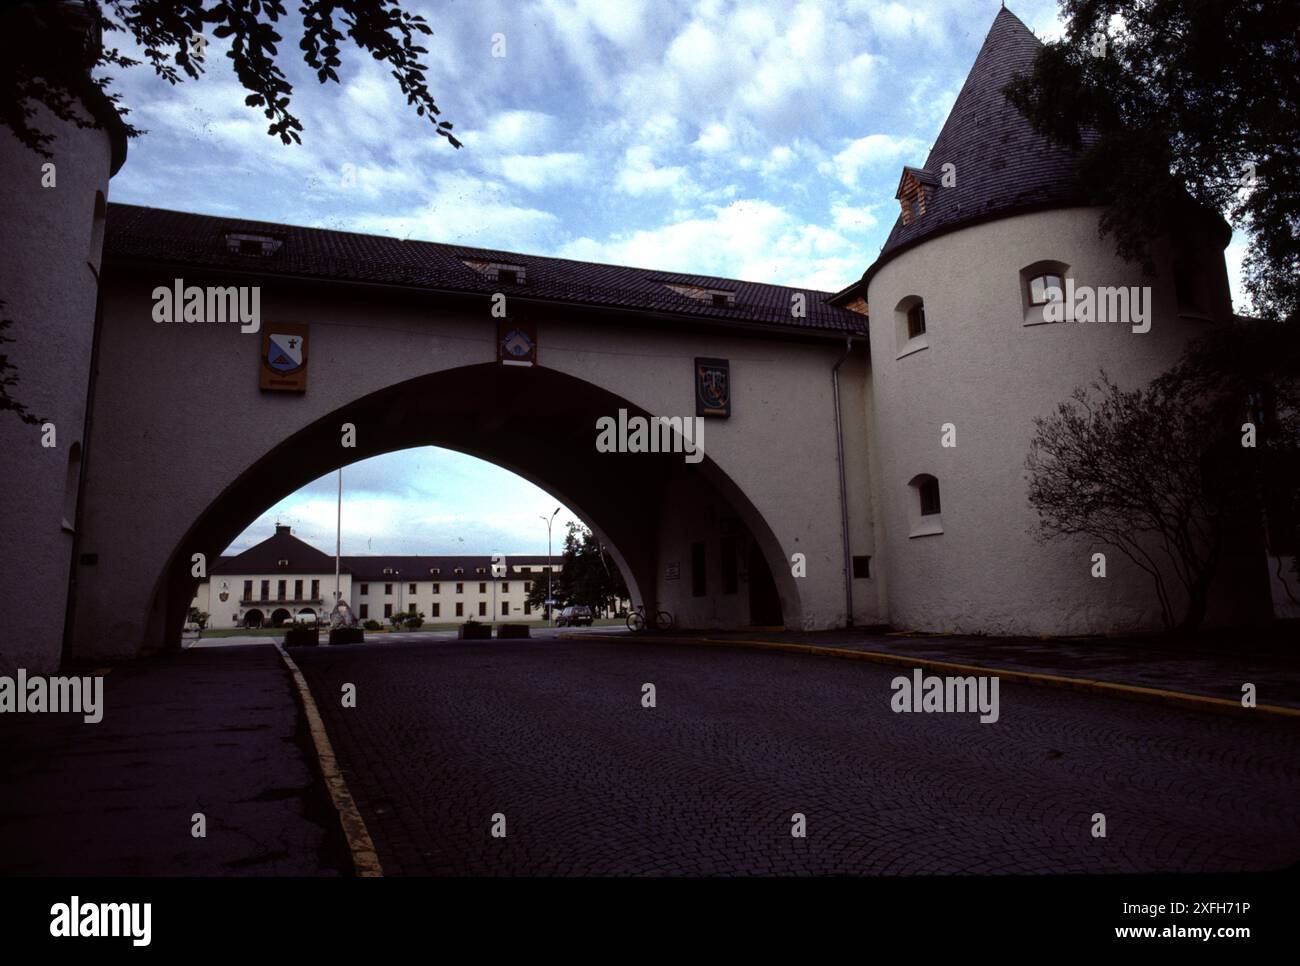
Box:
[328, 627, 365, 645]
[496, 624, 530, 639]
[458, 623, 492, 640]
[283, 627, 320, 647]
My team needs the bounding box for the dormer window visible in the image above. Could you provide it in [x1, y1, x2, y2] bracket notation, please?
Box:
[475, 567, 486, 575]
[382, 567, 394, 575]
[277, 558, 289, 568]
[895, 167, 937, 226]
[454, 567, 464, 576]
[225, 232, 283, 256]
[661, 282, 736, 307]
[429, 568, 440, 576]
[461, 259, 526, 284]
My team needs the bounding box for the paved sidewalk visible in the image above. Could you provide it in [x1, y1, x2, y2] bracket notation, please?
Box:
[574, 627, 1300, 709]
[0, 645, 350, 875]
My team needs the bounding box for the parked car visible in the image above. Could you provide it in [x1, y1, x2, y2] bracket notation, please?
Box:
[556, 605, 593, 627]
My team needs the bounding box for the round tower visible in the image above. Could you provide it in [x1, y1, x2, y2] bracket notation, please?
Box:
[0, 1, 127, 673]
[849, 7, 1253, 636]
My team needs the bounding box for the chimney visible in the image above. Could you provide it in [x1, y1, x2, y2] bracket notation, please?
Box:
[275, 524, 291, 536]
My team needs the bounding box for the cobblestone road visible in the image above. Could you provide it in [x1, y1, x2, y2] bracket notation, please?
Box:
[293, 637, 1300, 876]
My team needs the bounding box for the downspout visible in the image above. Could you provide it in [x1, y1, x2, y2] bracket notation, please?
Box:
[832, 336, 855, 627]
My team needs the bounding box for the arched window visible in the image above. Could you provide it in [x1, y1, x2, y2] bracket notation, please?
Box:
[1027, 272, 1064, 306]
[1020, 260, 1070, 325]
[61, 442, 82, 532]
[907, 474, 944, 537]
[907, 302, 926, 337]
[89, 191, 106, 271]
[918, 475, 941, 515]
[895, 295, 929, 357]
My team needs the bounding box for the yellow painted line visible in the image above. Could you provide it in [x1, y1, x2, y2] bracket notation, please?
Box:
[559, 632, 1300, 721]
[274, 643, 383, 877]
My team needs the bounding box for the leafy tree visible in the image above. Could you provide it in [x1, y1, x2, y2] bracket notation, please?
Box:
[0, 307, 41, 425]
[1, 0, 460, 422]
[2, 0, 461, 156]
[187, 606, 209, 630]
[1004, 0, 1300, 323]
[1026, 325, 1300, 631]
[529, 523, 629, 617]
[525, 563, 567, 617]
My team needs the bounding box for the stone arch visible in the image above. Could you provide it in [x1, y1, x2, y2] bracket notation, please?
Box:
[142, 363, 801, 652]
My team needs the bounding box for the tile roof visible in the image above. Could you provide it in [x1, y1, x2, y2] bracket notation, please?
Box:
[211, 526, 338, 575]
[211, 528, 559, 579]
[344, 554, 557, 582]
[867, 8, 1093, 278]
[105, 203, 865, 335]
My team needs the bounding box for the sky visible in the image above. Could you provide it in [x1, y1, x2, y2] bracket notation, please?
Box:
[100, 0, 1250, 556]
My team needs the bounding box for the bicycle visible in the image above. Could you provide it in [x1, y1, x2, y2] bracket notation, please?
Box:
[626, 603, 674, 631]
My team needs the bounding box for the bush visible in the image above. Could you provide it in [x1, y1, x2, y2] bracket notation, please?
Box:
[187, 607, 209, 630]
[404, 611, 425, 630]
[362, 619, 382, 631]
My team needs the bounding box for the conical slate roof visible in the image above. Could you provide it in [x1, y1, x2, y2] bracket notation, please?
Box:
[870, 7, 1089, 271]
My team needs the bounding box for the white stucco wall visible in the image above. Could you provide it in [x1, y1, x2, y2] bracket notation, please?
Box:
[865, 206, 1237, 635]
[0, 103, 112, 674]
[72, 274, 878, 661]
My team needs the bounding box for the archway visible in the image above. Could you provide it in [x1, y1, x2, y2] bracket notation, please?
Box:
[147, 363, 798, 651]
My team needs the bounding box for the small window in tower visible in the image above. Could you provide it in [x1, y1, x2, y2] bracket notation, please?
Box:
[1028, 274, 1064, 306]
[919, 477, 941, 516]
[908, 474, 944, 538]
[907, 302, 926, 339]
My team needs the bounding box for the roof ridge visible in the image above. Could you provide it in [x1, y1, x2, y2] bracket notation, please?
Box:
[106, 201, 839, 298]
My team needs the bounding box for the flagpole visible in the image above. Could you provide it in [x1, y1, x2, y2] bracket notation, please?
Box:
[335, 467, 342, 604]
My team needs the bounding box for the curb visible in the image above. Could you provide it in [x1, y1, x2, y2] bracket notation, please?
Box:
[557, 632, 1300, 721]
[274, 642, 384, 877]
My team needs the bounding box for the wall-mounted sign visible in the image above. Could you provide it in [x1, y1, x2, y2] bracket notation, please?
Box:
[498, 319, 537, 367]
[695, 357, 730, 417]
[664, 562, 680, 580]
[260, 322, 309, 392]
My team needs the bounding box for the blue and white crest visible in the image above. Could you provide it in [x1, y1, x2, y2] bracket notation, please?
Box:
[267, 332, 303, 373]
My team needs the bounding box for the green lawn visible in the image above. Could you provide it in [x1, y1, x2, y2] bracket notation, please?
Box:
[195, 618, 625, 638]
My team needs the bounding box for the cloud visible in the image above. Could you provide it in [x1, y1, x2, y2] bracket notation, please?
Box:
[459, 110, 560, 154]
[227, 448, 585, 556]
[821, 134, 925, 187]
[693, 122, 734, 154]
[558, 198, 866, 292]
[493, 152, 590, 190]
[349, 171, 560, 249]
[831, 202, 881, 233]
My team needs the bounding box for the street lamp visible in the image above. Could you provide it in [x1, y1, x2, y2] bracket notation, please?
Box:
[541, 507, 559, 624]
